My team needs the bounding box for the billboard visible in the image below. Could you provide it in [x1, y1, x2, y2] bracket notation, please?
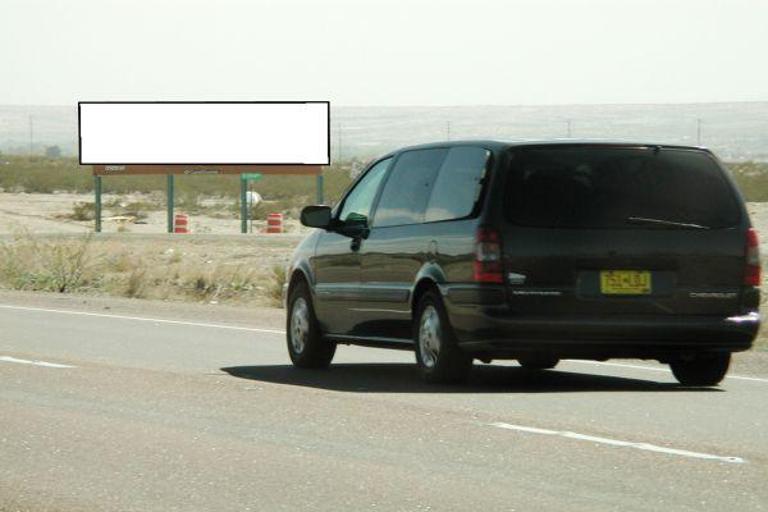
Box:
[79, 101, 330, 166]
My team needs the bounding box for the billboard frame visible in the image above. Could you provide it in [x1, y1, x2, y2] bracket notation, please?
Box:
[80, 101, 330, 234]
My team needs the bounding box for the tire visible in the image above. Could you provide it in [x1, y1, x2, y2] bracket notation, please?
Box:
[519, 356, 559, 370]
[286, 280, 336, 368]
[669, 353, 730, 386]
[414, 290, 473, 384]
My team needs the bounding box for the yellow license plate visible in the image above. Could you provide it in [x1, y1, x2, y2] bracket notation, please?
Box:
[600, 270, 652, 295]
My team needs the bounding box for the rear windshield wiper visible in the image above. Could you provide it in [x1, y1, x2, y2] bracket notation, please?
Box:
[626, 216, 710, 230]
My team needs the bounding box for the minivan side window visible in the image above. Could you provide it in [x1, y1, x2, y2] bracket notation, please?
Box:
[338, 158, 391, 224]
[374, 149, 448, 227]
[425, 147, 490, 222]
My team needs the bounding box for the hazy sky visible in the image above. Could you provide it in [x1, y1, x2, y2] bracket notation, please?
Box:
[1, 0, 766, 106]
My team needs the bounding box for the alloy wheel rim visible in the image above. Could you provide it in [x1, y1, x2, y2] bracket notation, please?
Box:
[291, 297, 309, 354]
[419, 305, 441, 368]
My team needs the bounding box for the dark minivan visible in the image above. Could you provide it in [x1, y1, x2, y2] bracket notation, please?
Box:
[285, 141, 761, 386]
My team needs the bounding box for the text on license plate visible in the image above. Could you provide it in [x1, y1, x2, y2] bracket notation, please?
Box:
[600, 270, 652, 295]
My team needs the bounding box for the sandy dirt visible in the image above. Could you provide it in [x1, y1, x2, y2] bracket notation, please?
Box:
[0, 192, 308, 235]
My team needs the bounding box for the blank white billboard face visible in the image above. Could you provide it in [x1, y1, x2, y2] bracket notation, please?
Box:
[79, 102, 330, 165]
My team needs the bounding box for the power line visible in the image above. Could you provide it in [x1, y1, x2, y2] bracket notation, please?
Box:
[29, 115, 34, 155]
[696, 118, 702, 145]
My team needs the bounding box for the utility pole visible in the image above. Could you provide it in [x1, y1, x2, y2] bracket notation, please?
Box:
[29, 115, 34, 155]
[337, 123, 342, 163]
[566, 119, 573, 138]
[446, 120, 451, 140]
[696, 118, 702, 145]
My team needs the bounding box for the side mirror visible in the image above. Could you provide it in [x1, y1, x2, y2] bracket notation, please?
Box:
[300, 205, 332, 229]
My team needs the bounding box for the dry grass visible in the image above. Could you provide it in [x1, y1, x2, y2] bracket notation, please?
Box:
[267, 264, 287, 307]
[0, 232, 295, 307]
[0, 232, 93, 292]
[69, 201, 96, 221]
[0, 156, 357, 214]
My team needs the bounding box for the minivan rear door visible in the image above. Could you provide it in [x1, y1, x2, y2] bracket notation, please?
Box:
[501, 145, 746, 316]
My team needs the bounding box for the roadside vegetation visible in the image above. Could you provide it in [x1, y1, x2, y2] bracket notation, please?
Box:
[0, 156, 358, 214]
[0, 231, 292, 307]
[726, 162, 768, 201]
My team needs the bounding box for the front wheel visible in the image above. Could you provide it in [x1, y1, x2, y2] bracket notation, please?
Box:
[414, 290, 473, 384]
[286, 281, 336, 368]
[669, 353, 730, 386]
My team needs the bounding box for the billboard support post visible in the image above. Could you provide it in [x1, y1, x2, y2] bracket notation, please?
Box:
[316, 173, 324, 204]
[167, 174, 174, 234]
[94, 176, 102, 233]
[240, 177, 248, 234]
[239, 173, 262, 235]
[249, 181, 253, 234]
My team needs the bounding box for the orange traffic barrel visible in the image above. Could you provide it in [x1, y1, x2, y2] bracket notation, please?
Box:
[266, 213, 283, 233]
[174, 213, 190, 234]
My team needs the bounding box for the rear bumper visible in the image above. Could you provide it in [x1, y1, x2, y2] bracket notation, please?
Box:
[447, 302, 760, 358]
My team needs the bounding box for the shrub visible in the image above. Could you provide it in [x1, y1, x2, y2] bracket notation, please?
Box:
[728, 162, 768, 202]
[0, 233, 93, 293]
[267, 264, 287, 307]
[70, 201, 95, 221]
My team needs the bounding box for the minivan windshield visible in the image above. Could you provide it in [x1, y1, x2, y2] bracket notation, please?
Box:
[506, 146, 741, 229]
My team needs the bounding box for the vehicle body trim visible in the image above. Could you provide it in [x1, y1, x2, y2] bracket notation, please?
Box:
[324, 333, 414, 349]
[511, 290, 564, 296]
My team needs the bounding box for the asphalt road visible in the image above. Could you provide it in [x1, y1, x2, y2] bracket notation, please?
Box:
[1, 293, 767, 511]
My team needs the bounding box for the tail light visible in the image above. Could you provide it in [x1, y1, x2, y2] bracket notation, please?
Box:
[744, 228, 761, 286]
[474, 227, 503, 283]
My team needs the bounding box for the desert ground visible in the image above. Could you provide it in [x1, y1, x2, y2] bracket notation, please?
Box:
[0, 191, 309, 235]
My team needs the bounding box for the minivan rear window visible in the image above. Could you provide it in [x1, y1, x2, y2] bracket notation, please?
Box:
[506, 147, 741, 229]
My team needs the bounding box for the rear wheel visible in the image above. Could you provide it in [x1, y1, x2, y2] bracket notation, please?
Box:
[518, 356, 559, 370]
[669, 353, 730, 386]
[286, 281, 336, 368]
[414, 290, 473, 384]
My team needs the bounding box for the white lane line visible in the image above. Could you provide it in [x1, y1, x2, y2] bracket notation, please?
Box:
[569, 360, 768, 383]
[0, 355, 75, 368]
[0, 304, 286, 335]
[722, 375, 768, 383]
[569, 360, 668, 373]
[487, 422, 746, 464]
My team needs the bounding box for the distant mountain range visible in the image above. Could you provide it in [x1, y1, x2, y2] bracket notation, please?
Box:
[2, 102, 767, 161]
